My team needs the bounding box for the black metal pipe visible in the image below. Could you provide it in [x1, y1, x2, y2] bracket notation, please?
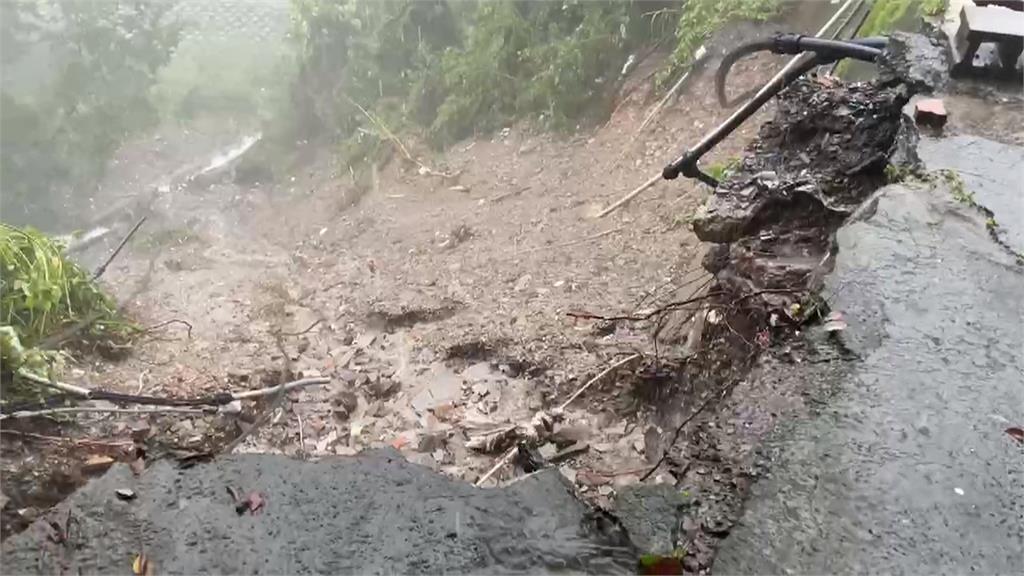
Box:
[664, 35, 887, 186]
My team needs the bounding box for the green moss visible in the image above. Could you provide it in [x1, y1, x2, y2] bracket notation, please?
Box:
[858, 0, 915, 37]
[706, 156, 741, 182]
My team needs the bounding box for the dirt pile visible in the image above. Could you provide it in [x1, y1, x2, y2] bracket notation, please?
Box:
[692, 78, 907, 318]
[691, 33, 952, 320]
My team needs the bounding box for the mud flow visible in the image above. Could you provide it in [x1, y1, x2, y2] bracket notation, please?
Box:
[4, 1, 1022, 574]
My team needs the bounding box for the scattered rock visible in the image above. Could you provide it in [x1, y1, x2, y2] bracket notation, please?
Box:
[226, 368, 250, 383]
[549, 425, 590, 447]
[315, 430, 339, 453]
[877, 31, 951, 94]
[173, 419, 194, 434]
[129, 421, 152, 442]
[331, 389, 359, 417]
[538, 443, 558, 460]
[416, 430, 448, 453]
[115, 488, 137, 501]
[615, 484, 691, 554]
[82, 455, 115, 474]
[559, 466, 577, 485]
[354, 334, 376, 349]
[513, 274, 533, 292]
[550, 442, 589, 463]
[368, 377, 399, 399]
[914, 98, 947, 130]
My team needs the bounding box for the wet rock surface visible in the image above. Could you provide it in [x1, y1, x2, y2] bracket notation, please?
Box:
[917, 134, 1024, 256]
[714, 178, 1024, 574]
[877, 31, 952, 94]
[1, 449, 636, 574]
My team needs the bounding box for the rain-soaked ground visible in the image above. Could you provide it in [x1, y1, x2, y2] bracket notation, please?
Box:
[715, 126, 1024, 571]
[4, 8, 1023, 572]
[1, 450, 639, 574]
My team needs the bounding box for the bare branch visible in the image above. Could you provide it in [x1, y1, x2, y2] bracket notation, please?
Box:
[231, 377, 331, 400]
[1, 405, 207, 421]
[557, 353, 642, 412]
[474, 446, 518, 488]
[142, 318, 193, 338]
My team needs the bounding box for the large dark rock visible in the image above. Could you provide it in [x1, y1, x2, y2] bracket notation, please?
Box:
[691, 79, 907, 314]
[877, 31, 952, 95]
[693, 80, 905, 245]
[1, 450, 636, 574]
[614, 484, 692, 556]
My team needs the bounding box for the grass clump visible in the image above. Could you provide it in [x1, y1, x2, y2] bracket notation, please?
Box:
[0, 224, 134, 359]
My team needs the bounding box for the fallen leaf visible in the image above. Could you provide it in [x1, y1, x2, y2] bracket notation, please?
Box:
[1005, 427, 1024, 445]
[132, 553, 153, 576]
[235, 491, 266, 515]
[115, 488, 137, 501]
[390, 434, 411, 450]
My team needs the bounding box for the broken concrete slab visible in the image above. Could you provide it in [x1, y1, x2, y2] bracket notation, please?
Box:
[917, 134, 1024, 255]
[614, 484, 692, 555]
[715, 181, 1024, 574]
[914, 98, 948, 129]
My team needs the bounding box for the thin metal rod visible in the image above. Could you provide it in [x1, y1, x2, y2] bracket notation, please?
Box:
[92, 216, 147, 280]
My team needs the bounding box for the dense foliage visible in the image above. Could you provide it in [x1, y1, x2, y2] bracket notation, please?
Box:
[0, 224, 127, 346]
[858, 0, 946, 37]
[0, 223, 132, 388]
[659, 0, 778, 85]
[285, 0, 780, 162]
[0, 0, 182, 229]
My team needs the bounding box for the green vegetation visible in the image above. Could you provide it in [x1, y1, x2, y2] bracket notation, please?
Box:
[706, 156, 741, 181]
[279, 0, 781, 167]
[940, 169, 976, 206]
[0, 1, 182, 230]
[659, 0, 779, 85]
[922, 0, 948, 17]
[858, 0, 945, 38]
[0, 224, 133, 371]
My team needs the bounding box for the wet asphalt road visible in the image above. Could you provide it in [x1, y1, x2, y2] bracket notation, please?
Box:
[715, 136, 1024, 574]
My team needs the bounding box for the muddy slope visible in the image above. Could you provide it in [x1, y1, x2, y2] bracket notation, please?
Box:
[1, 449, 636, 574]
